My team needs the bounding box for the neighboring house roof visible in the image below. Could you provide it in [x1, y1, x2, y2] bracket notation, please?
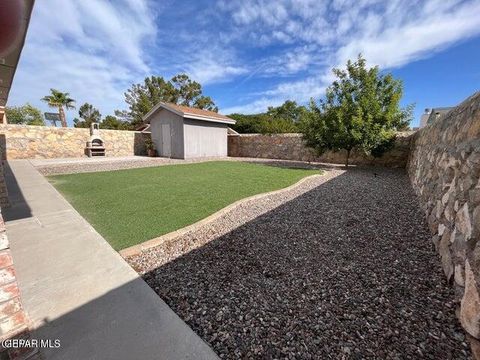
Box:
[427, 107, 454, 125]
[143, 102, 236, 125]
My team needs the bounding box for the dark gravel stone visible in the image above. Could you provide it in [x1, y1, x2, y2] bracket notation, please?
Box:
[134, 168, 470, 359]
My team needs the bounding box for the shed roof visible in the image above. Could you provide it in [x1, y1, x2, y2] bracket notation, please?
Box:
[143, 102, 235, 125]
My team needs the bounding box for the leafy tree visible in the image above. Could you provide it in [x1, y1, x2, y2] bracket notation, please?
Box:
[170, 74, 217, 111]
[5, 104, 45, 126]
[300, 55, 413, 167]
[41, 89, 75, 127]
[229, 101, 305, 134]
[229, 113, 269, 133]
[262, 117, 298, 133]
[267, 100, 306, 123]
[73, 103, 101, 128]
[100, 115, 131, 130]
[117, 74, 217, 128]
[192, 95, 217, 112]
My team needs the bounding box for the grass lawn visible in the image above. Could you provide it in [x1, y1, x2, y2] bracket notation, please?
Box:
[48, 161, 321, 250]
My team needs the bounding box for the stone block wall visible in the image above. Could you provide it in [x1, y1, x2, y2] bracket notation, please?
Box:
[228, 132, 413, 168]
[407, 91, 480, 348]
[0, 124, 148, 159]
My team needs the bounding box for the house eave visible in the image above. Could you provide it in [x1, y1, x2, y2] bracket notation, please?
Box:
[0, 0, 35, 107]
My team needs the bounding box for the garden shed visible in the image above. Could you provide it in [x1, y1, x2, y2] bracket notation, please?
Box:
[143, 103, 235, 159]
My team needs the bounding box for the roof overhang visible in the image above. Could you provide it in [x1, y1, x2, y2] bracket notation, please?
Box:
[0, 0, 35, 107]
[143, 102, 236, 125]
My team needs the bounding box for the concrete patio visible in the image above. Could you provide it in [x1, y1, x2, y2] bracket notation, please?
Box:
[3, 160, 218, 359]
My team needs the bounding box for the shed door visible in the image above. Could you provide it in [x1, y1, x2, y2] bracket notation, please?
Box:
[161, 123, 171, 158]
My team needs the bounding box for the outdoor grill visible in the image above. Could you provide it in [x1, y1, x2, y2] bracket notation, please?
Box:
[85, 123, 105, 157]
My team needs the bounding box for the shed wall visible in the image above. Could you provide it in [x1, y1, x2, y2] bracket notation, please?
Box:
[149, 109, 184, 159]
[183, 118, 228, 158]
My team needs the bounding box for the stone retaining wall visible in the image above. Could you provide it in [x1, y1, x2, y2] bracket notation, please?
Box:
[407, 91, 480, 350]
[228, 132, 413, 167]
[0, 124, 148, 159]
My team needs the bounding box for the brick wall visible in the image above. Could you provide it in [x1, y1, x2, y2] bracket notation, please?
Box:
[0, 124, 148, 159]
[0, 208, 38, 359]
[407, 91, 480, 354]
[228, 132, 414, 168]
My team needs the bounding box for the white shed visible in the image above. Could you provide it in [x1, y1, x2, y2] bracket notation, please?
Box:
[143, 103, 236, 159]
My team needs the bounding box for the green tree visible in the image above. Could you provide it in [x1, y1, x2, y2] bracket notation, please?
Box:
[229, 100, 305, 134]
[170, 74, 218, 111]
[73, 103, 101, 128]
[41, 89, 75, 127]
[262, 117, 298, 133]
[267, 100, 306, 123]
[100, 115, 131, 130]
[300, 55, 413, 167]
[117, 74, 217, 128]
[229, 113, 268, 133]
[5, 104, 45, 126]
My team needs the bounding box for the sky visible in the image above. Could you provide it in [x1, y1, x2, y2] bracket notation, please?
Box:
[8, 0, 480, 127]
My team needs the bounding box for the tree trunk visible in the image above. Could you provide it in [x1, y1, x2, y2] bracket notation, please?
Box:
[59, 106, 67, 127]
[345, 149, 351, 168]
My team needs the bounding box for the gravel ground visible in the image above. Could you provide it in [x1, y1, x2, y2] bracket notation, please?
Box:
[128, 167, 469, 359]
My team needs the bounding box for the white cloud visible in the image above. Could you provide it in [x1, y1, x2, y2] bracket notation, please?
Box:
[8, 0, 480, 119]
[221, 97, 285, 115]
[179, 51, 248, 85]
[260, 47, 315, 76]
[219, 0, 480, 113]
[8, 0, 156, 122]
[335, 0, 480, 69]
[231, 1, 289, 26]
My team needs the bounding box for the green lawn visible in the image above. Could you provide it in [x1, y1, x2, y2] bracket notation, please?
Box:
[48, 161, 321, 250]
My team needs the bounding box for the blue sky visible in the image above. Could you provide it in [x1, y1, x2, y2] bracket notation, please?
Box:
[8, 0, 480, 127]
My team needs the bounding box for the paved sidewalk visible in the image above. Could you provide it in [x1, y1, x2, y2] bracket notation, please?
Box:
[3, 160, 218, 360]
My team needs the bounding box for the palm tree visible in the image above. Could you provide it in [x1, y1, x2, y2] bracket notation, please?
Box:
[41, 89, 76, 127]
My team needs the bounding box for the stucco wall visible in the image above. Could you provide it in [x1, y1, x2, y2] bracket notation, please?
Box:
[407, 92, 480, 348]
[0, 124, 147, 159]
[184, 119, 228, 158]
[228, 132, 413, 167]
[149, 109, 184, 159]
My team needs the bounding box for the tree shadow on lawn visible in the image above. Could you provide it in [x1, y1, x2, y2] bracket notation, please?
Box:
[141, 168, 469, 359]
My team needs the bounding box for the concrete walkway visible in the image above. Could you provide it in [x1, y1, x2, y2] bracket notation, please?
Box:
[3, 160, 218, 360]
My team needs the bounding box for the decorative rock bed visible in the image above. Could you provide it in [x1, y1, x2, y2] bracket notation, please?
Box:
[127, 168, 469, 359]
